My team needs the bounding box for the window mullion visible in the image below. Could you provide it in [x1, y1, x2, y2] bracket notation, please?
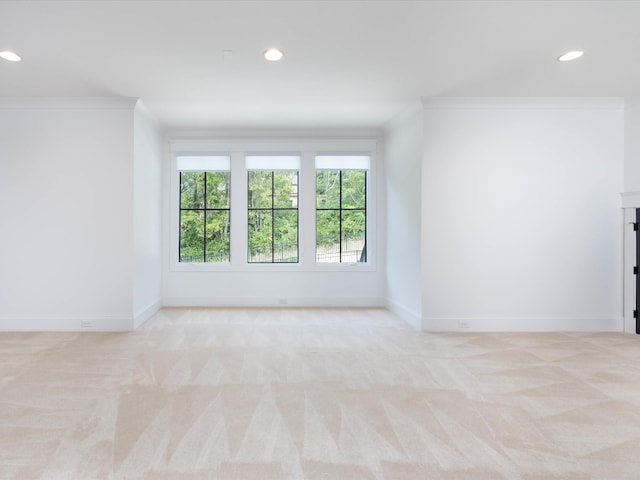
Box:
[203, 172, 207, 263]
[363, 171, 367, 262]
[299, 151, 315, 267]
[178, 172, 183, 262]
[271, 172, 275, 263]
[230, 152, 245, 266]
[339, 170, 343, 262]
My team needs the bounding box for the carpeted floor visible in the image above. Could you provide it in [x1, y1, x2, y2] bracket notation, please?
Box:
[1, 308, 639, 479]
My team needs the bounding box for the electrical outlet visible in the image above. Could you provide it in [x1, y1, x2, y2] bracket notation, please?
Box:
[277, 298, 287, 305]
[458, 321, 470, 330]
[81, 321, 92, 329]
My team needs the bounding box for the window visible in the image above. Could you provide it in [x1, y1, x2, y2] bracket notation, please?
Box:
[170, 139, 376, 271]
[178, 155, 230, 263]
[316, 155, 369, 263]
[246, 155, 300, 263]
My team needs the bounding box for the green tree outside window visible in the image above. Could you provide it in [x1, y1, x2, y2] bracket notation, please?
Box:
[248, 170, 299, 263]
[179, 171, 230, 262]
[316, 170, 366, 263]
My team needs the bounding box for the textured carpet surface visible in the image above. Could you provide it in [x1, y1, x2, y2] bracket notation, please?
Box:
[1, 308, 639, 479]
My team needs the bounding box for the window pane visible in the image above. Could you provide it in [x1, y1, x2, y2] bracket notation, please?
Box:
[273, 210, 298, 263]
[180, 172, 205, 209]
[248, 169, 299, 264]
[274, 171, 298, 208]
[206, 172, 230, 208]
[316, 210, 340, 263]
[248, 210, 273, 262]
[205, 210, 230, 263]
[342, 210, 366, 263]
[248, 171, 273, 209]
[341, 170, 366, 209]
[316, 170, 340, 209]
[180, 210, 204, 262]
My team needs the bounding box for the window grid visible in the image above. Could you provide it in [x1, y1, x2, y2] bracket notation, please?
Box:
[179, 171, 231, 263]
[247, 170, 299, 263]
[316, 170, 367, 263]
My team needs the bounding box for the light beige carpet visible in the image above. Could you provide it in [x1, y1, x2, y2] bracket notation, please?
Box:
[1, 308, 640, 479]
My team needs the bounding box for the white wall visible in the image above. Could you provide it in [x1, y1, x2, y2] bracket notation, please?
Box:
[164, 271, 383, 307]
[383, 105, 423, 328]
[1, 97, 627, 332]
[133, 102, 163, 327]
[162, 134, 386, 308]
[0, 98, 137, 331]
[421, 98, 624, 332]
[624, 98, 640, 193]
[621, 97, 640, 333]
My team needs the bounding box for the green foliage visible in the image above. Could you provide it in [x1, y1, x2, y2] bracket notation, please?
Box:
[315, 170, 366, 250]
[206, 172, 230, 208]
[180, 172, 204, 209]
[180, 171, 230, 262]
[316, 170, 341, 209]
[180, 210, 204, 261]
[341, 171, 366, 209]
[248, 170, 298, 262]
[316, 210, 339, 247]
[178, 168, 366, 264]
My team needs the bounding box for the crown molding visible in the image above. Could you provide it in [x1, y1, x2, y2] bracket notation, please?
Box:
[0, 97, 139, 110]
[134, 99, 165, 131]
[383, 101, 422, 134]
[165, 127, 382, 139]
[421, 97, 624, 110]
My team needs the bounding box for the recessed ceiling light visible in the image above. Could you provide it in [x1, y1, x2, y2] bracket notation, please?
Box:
[264, 48, 284, 62]
[557, 50, 584, 62]
[0, 50, 21, 62]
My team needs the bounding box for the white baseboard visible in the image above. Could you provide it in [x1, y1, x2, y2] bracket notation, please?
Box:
[0, 314, 133, 332]
[386, 298, 421, 330]
[162, 296, 385, 308]
[133, 300, 162, 329]
[423, 315, 624, 333]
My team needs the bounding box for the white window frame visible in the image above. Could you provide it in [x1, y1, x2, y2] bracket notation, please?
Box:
[168, 138, 378, 272]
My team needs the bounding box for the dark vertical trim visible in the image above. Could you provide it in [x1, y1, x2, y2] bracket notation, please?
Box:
[178, 171, 183, 262]
[362, 170, 367, 263]
[636, 208, 640, 334]
[339, 171, 343, 262]
[271, 171, 275, 263]
[203, 172, 207, 262]
[247, 171, 251, 262]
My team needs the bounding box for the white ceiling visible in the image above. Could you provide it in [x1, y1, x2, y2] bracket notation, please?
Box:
[1, 0, 639, 130]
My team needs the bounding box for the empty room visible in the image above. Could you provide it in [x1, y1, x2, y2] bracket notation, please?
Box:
[1, 1, 640, 479]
